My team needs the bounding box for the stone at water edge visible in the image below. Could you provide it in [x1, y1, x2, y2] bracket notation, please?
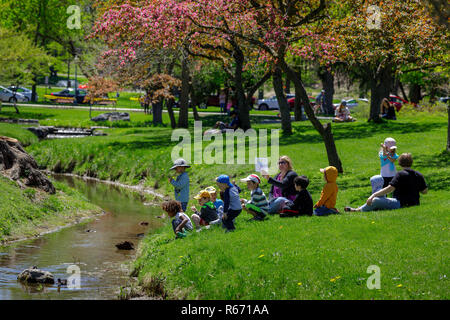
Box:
[139, 221, 149, 226]
[17, 266, 55, 284]
[115, 241, 135, 250]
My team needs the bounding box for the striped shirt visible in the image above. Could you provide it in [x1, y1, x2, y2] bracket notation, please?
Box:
[250, 187, 269, 214]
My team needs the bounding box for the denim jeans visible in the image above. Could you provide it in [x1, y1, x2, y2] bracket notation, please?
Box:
[359, 197, 401, 212]
[268, 197, 289, 214]
[314, 206, 339, 216]
[181, 202, 188, 212]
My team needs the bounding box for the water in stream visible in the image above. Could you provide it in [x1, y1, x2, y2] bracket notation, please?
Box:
[0, 175, 163, 300]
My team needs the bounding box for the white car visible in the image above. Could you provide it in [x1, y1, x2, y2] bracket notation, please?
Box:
[257, 94, 295, 110]
[0, 85, 27, 103]
[8, 86, 37, 102]
[333, 98, 360, 109]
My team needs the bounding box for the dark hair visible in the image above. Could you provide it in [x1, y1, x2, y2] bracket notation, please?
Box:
[161, 200, 182, 215]
[230, 110, 237, 116]
[294, 175, 309, 189]
[398, 153, 413, 168]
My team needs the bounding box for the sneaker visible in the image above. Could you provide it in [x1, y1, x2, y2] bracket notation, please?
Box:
[196, 228, 203, 233]
[176, 232, 187, 239]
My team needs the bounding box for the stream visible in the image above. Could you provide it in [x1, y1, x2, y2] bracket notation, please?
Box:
[0, 175, 163, 300]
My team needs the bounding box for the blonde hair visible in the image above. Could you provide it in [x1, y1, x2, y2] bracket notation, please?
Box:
[279, 155, 293, 171]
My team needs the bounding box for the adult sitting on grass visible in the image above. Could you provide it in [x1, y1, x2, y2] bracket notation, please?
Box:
[345, 153, 428, 212]
[212, 110, 240, 132]
[380, 98, 397, 120]
[262, 155, 298, 214]
[333, 101, 355, 122]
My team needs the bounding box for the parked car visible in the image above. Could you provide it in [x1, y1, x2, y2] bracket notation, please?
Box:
[333, 98, 360, 109]
[257, 94, 296, 110]
[50, 88, 87, 104]
[0, 85, 27, 103]
[8, 86, 37, 102]
[287, 95, 316, 110]
[56, 80, 80, 88]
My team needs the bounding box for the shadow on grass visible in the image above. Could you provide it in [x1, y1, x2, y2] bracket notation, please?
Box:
[0, 111, 57, 120]
[279, 119, 447, 145]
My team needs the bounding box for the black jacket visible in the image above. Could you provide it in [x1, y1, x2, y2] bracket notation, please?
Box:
[283, 189, 313, 216]
[268, 170, 298, 200]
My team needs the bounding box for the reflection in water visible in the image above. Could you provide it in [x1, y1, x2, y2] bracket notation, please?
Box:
[0, 175, 164, 300]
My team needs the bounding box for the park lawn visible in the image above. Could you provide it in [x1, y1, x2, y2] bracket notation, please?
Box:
[0, 175, 103, 243]
[0, 106, 448, 299]
[0, 123, 38, 146]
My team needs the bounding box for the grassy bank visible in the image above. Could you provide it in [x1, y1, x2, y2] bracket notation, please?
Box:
[0, 176, 103, 243]
[1, 105, 448, 299]
[0, 123, 38, 146]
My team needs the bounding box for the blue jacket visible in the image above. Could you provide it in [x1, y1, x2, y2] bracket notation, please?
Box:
[170, 172, 189, 203]
[223, 185, 242, 213]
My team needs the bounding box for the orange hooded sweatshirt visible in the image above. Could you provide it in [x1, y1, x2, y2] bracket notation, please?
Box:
[315, 166, 338, 209]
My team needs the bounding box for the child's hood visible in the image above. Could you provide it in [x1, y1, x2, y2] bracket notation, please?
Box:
[324, 166, 338, 183]
[370, 175, 384, 193]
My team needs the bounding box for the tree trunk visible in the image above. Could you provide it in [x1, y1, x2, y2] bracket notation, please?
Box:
[178, 49, 190, 128]
[273, 67, 292, 135]
[152, 101, 163, 125]
[189, 83, 201, 121]
[399, 81, 408, 101]
[369, 65, 393, 122]
[233, 51, 251, 130]
[285, 74, 291, 94]
[409, 83, 422, 104]
[291, 68, 303, 121]
[280, 59, 343, 172]
[166, 99, 177, 129]
[319, 68, 335, 115]
[31, 82, 38, 103]
[0, 137, 55, 194]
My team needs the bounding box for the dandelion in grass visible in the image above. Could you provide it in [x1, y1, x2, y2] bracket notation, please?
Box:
[330, 278, 336, 282]
[297, 282, 302, 286]
[258, 254, 265, 258]
[279, 226, 283, 229]
[397, 284, 403, 288]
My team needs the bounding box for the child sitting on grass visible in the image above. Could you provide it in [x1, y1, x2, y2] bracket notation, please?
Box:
[216, 175, 242, 232]
[280, 175, 313, 218]
[169, 158, 190, 212]
[205, 186, 224, 219]
[314, 166, 340, 216]
[161, 200, 193, 239]
[191, 190, 220, 231]
[240, 174, 269, 221]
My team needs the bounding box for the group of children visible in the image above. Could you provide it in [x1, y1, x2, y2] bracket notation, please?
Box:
[162, 137, 401, 238]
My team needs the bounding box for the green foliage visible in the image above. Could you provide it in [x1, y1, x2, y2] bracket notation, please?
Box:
[0, 27, 55, 85]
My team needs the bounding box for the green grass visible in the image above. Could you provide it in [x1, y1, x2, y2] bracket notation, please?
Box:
[0, 105, 448, 299]
[0, 123, 38, 146]
[0, 176, 103, 243]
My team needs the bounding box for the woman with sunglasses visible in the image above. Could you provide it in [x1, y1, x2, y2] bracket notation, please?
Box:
[262, 155, 298, 214]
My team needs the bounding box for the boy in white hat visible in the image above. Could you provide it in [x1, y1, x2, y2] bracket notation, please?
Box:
[379, 137, 399, 188]
[240, 174, 269, 221]
[169, 158, 190, 212]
